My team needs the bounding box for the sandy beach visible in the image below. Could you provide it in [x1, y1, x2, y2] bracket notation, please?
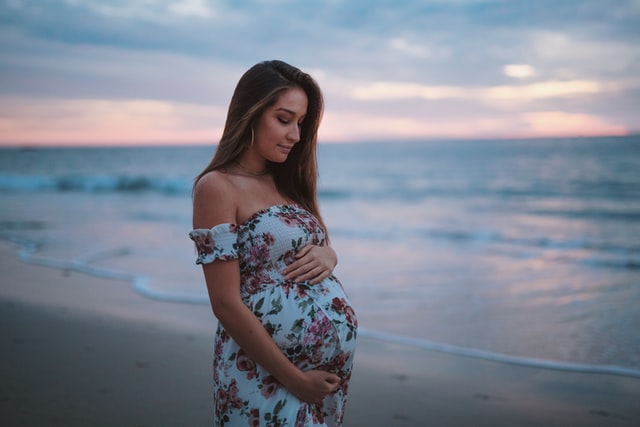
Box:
[1, 241, 639, 427]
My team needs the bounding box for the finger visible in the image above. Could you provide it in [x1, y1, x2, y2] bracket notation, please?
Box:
[284, 257, 313, 277]
[325, 375, 340, 385]
[307, 271, 328, 285]
[297, 266, 326, 283]
[294, 245, 314, 259]
[284, 251, 314, 276]
[324, 376, 341, 392]
[282, 261, 298, 276]
[286, 263, 317, 280]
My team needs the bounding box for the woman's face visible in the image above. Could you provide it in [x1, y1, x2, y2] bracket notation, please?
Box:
[252, 86, 308, 163]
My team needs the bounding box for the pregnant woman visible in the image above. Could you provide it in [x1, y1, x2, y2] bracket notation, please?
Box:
[189, 60, 357, 426]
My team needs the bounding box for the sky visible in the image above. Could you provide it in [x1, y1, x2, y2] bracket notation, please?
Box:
[1, 0, 639, 146]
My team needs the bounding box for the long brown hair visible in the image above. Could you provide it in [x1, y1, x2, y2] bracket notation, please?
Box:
[195, 60, 327, 234]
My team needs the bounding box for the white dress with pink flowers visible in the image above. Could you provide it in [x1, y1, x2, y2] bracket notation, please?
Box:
[189, 204, 357, 427]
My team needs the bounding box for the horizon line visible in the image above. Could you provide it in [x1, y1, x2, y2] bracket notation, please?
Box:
[0, 132, 638, 149]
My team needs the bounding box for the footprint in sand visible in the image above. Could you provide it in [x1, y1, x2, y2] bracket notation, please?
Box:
[589, 409, 627, 420]
[473, 392, 508, 402]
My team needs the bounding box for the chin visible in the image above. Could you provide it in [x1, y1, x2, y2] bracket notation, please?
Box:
[269, 154, 290, 164]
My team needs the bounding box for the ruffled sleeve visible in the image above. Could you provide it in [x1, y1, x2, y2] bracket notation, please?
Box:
[188, 223, 239, 265]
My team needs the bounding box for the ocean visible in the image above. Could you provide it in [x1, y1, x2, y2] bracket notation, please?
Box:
[1, 135, 639, 375]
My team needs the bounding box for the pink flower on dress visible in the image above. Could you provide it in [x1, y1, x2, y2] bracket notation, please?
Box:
[311, 401, 325, 424]
[191, 233, 214, 256]
[228, 379, 244, 409]
[327, 352, 351, 375]
[309, 314, 329, 334]
[248, 242, 268, 265]
[295, 405, 310, 424]
[236, 349, 257, 380]
[278, 210, 306, 228]
[331, 297, 347, 312]
[214, 337, 224, 357]
[260, 375, 280, 399]
[244, 270, 274, 295]
[292, 350, 312, 368]
[262, 232, 275, 246]
[279, 280, 294, 297]
[344, 305, 357, 327]
[215, 388, 229, 413]
[249, 408, 260, 427]
[282, 250, 296, 266]
[295, 285, 308, 299]
[330, 296, 358, 327]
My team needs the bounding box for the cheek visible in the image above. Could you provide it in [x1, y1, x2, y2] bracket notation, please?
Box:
[254, 124, 282, 157]
[259, 121, 283, 142]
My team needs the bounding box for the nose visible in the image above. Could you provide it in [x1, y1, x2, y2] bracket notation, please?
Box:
[287, 125, 300, 143]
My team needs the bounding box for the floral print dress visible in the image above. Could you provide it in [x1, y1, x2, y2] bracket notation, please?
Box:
[189, 204, 357, 427]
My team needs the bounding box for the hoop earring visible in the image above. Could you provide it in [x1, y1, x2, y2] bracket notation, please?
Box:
[250, 127, 255, 149]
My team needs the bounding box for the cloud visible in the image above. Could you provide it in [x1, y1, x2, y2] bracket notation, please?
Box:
[529, 29, 640, 78]
[520, 111, 627, 137]
[320, 109, 513, 141]
[168, 0, 215, 18]
[388, 37, 432, 58]
[503, 64, 536, 79]
[0, 0, 639, 144]
[0, 96, 226, 145]
[63, 0, 216, 21]
[484, 80, 609, 101]
[349, 78, 632, 103]
[320, 109, 627, 142]
[351, 82, 466, 101]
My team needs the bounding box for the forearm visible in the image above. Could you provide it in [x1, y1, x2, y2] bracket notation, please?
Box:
[213, 300, 304, 390]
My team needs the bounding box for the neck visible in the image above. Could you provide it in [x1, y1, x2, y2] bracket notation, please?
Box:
[234, 160, 269, 177]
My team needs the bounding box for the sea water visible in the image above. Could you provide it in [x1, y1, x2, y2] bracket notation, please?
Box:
[1, 136, 639, 375]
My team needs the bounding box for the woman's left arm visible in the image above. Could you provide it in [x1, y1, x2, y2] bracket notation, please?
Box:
[283, 244, 337, 285]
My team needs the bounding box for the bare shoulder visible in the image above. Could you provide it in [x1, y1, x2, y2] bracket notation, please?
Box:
[192, 171, 237, 228]
[194, 170, 235, 198]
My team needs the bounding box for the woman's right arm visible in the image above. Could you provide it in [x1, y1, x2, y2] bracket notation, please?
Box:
[193, 174, 339, 404]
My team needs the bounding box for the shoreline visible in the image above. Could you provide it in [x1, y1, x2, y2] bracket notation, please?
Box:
[1, 242, 639, 426]
[357, 327, 640, 379]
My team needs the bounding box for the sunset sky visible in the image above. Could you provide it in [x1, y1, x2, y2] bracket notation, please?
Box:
[1, 0, 639, 146]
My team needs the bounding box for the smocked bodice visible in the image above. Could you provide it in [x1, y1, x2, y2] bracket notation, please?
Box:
[189, 204, 330, 297]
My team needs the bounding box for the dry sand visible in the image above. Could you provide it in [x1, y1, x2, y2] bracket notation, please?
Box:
[1, 242, 639, 426]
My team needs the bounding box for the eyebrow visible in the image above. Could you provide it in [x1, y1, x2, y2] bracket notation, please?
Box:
[276, 107, 305, 118]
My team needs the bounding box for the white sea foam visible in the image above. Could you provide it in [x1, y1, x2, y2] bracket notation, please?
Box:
[0, 173, 191, 195]
[357, 328, 640, 379]
[13, 239, 208, 304]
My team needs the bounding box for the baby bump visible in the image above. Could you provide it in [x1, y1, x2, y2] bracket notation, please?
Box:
[248, 278, 357, 373]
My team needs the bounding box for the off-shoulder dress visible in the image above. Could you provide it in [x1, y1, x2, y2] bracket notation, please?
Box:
[189, 204, 357, 427]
